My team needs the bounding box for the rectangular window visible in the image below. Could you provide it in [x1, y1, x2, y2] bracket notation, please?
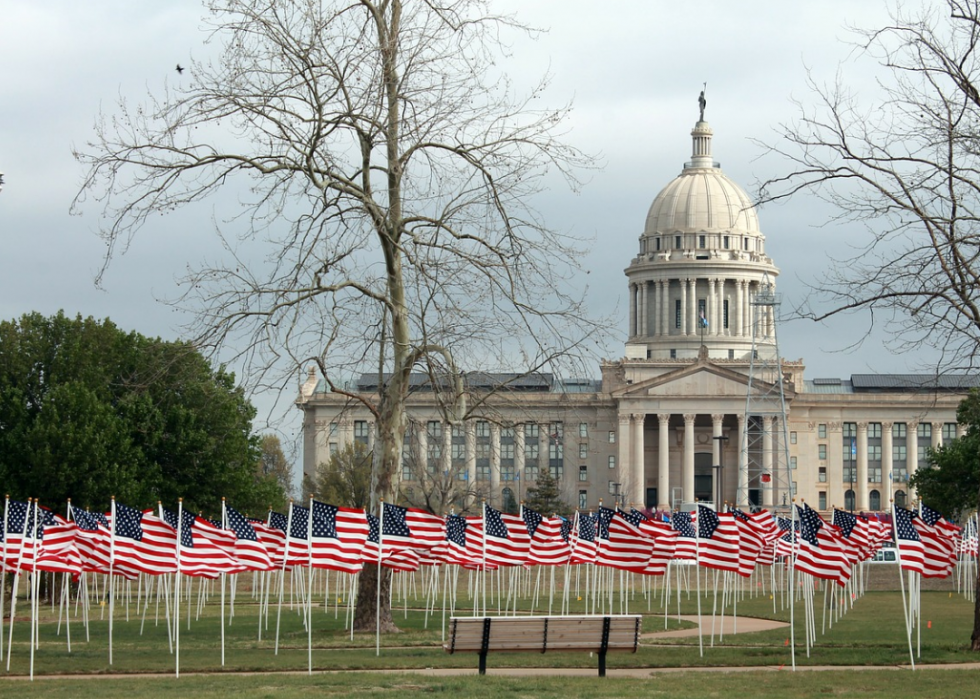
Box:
[549, 422, 564, 440]
[790, 456, 797, 470]
[675, 235, 682, 249]
[329, 422, 338, 436]
[868, 422, 882, 439]
[475, 443, 490, 460]
[818, 444, 827, 460]
[818, 467, 827, 483]
[868, 445, 882, 462]
[549, 443, 563, 460]
[525, 442, 539, 460]
[917, 423, 932, 440]
[818, 492, 827, 510]
[818, 424, 827, 439]
[476, 462, 490, 482]
[329, 442, 338, 456]
[525, 463, 539, 480]
[501, 426, 514, 439]
[579, 491, 588, 509]
[402, 465, 415, 481]
[550, 464, 563, 480]
[675, 299, 681, 328]
[476, 421, 490, 438]
[525, 423, 539, 440]
[608, 455, 616, 469]
[723, 299, 729, 329]
[698, 298, 707, 323]
[723, 235, 729, 249]
[427, 420, 442, 439]
[943, 423, 958, 442]
[452, 424, 464, 438]
[699, 234, 706, 248]
[608, 431, 616, 443]
[451, 442, 466, 460]
[670, 349, 677, 359]
[790, 431, 797, 444]
[743, 237, 749, 250]
[579, 443, 588, 459]
[579, 422, 588, 438]
[579, 465, 588, 482]
[500, 443, 515, 460]
[894, 422, 906, 439]
[354, 420, 370, 443]
[655, 238, 661, 251]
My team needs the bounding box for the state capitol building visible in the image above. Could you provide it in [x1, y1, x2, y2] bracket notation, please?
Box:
[298, 114, 975, 517]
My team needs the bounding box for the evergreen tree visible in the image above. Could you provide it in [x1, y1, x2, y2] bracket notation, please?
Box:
[523, 470, 571, 517]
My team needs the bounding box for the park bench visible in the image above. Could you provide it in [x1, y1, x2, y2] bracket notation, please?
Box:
[444, 614, 641, 676]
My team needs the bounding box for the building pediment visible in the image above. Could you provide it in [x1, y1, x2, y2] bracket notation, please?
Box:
[612, 356, 792, 401]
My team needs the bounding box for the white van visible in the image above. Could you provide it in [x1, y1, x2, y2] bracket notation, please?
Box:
[870, 547, 898, 563]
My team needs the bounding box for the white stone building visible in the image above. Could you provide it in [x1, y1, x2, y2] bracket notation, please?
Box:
[297, 116, 974, 516]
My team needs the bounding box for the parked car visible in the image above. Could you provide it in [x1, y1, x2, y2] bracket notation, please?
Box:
[870, 547, 898, 563]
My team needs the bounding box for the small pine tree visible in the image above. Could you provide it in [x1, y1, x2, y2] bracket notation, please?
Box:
[522, 470, 571, 517]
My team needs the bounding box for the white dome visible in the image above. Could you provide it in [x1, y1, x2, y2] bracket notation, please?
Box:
[643, 122, 760, 236]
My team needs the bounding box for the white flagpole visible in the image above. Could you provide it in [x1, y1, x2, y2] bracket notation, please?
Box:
[376, 500, 384, 657]
[275, 500, 294, 655]
[0, 495, 10, 663]
[29, 500, 40, 680]
[174, 499, 184, 678]
[892, 501, 916, 670]
[307, 495, 315, 674]
[220, 498, 227, 667]
[107, 497, 116, 667]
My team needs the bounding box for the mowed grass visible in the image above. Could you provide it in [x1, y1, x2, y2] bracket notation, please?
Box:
[1, 570, 978, 697]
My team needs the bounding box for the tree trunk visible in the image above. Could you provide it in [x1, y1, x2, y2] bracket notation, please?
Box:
[352, 562, 398, 633]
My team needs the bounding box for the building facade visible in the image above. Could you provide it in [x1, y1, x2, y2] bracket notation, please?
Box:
[297, 115, 972, 516]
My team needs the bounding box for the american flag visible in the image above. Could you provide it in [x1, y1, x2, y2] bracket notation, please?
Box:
[252, 517, 287, 567]
[569, 512, 598, 565]
[696, 504, 740, 573]
[893, 506, 926, 575]
[1, 500, 32, 571]
[110, 503, 178, 575]
[832, 509, 875, 561]
[794, 503, 852, 585]
[525, 511, 572, 566]
[34, 512, 83, 575]
[224, 505, 274, 571]
[730, 507, 766, 577]
[522, 507, 544, 539]
[281, 503, 310, 567]
[914, 503, 959, 579]
[671, 510, 697, 559]
[310, 500, 370, 575]
[483, 505, 529, 566]
[381, 503, 443, 552]
[636, 516, 677, 575]
[594, 508, 655, 573]
[70, 507, 112, 574]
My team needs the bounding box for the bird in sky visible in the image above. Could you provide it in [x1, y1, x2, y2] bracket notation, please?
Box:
[176, 64, 184, 74]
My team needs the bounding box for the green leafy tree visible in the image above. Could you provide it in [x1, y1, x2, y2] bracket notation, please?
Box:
[307, 442, 373, 510]
[257, 434, 294, 503]
[0, 311, 280, 515]
[523, 470, 571, 517]
[909, 387, 980, 649]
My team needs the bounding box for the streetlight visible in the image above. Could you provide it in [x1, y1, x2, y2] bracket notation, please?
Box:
[712, 435, 729, 510]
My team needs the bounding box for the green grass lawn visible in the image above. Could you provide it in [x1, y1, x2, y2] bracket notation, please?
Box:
[1, 572, 978, 697]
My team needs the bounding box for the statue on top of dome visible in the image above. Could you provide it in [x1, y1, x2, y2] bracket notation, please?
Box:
[698, 85, 707, 122]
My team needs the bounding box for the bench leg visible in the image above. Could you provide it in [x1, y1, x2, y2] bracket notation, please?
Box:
[598, 651, 606, 678]
[479, 652, 487, 676]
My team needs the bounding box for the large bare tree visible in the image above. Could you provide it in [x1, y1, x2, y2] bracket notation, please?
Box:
[757, 0, 980, 650]
[73, 0, 603, 631]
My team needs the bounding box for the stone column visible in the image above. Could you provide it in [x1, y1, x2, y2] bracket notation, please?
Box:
[339, 418, 353, 449]
[653, 281, 661, 337]
[658, 414, 671, 510]
[737, 413, 748, 507]
[881, 421, 893, 508]
[417, 421, 428, 476]
[762, 416, 774, 507]
[539, 424, 549, 481]
[441, 422, 451, 478]
[683, 414, 696, 503]
[629, 283, 636, 337]
[662, 280, 671, 336]
[827, 422, 844, 511]
[639, 282, 647, 336]
[631, 413, 645, 508]
[857, 421, 869, 511]
[514, 424, 526, 490]
[907, 420, 919, 502]
[688, 278, 698, 336]
[707, 278, 717, 336]
[680, 279, 688, 336]
[490, 423, 501, 504]
[712, 414, 724, 506]
[932, 421, 943, 450]
[618, 413, 631, 500]
[465, 422, 476, 489]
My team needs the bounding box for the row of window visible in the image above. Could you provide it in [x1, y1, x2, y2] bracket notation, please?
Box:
[815, 489, 908, 511]
[334, 419, 618, 443]
[641, 234, 759, 253]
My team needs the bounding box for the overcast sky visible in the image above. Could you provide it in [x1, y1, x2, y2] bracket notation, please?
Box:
[0, 0, 939, 455]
